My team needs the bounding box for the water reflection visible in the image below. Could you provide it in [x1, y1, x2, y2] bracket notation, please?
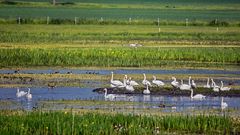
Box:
[0, 87, 240, 115]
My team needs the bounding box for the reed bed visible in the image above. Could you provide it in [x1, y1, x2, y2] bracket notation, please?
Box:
[0, 47, 239, 67]
[0, 111, 238, 134]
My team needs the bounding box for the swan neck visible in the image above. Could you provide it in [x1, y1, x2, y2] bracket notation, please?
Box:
[111, 72, 113, 81]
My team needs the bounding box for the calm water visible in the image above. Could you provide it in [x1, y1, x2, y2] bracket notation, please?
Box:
[0, 87, 240, 114]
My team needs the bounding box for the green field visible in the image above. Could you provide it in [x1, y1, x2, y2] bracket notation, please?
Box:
[0, 0, 240, 25]
[0, 111, 239, 134]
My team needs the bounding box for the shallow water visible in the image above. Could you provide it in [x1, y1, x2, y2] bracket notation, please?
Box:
[0, 87, 240, 115]
[1, 68, 240, 75]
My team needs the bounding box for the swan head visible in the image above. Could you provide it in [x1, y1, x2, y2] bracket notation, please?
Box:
[192, 80, 194, 83]
[153, 76, 156, 79]
[129, 77, 132, 80]
[172, 77, 176, 80]
[103, 88, 107, 92]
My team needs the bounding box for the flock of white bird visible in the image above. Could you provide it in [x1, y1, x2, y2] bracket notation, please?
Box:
[16, 88, 32, 100]
[105, 72, 230, 109]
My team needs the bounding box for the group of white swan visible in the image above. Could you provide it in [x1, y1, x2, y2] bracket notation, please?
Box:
[16, 88, 32, 100]
[109, 72, 232, 101]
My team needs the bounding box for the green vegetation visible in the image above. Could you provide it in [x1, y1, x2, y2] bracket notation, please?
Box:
[0, 111, 239, 134]
[0, 47, 239, 67]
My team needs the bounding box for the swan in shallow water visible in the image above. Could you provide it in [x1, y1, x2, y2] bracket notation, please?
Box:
[171, 77, 179, 88]
[180, 77, 191, 90]
[152, 76, 164, 87]
[26, 88, 32, 100]
[143, 84, 150, 94]
[110, 71, 124, 87]
[221, 97, 228, 110]
[220, 81, 231, 91]
[16, 88, 27, 98]
[142, 73, 152, 86]
[104, 88, 116, 100]
[203, 78, 210, 88]
[190, 89, 206, 100]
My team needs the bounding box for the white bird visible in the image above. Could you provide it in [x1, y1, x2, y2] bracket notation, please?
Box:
[190, 89, 206, 100]
[180, 77, 191, 90]
[110, 71, 124, 87]
[143, 84, 150, 94]
[104, 88, 116, 100]
[221, 97, 228, 110]
[142, 73, 152, 86]
[212, 81, 220, 92]
[123, 75, 135, 92]
[171, 77, 179, 88]
[152, 76, 165, 87]
[220, 81, 231, 91]
[211, 79, 219, 88]
[127, 77, 139, 86]
[191, 80, 197, 89]
[26, 88, 32, 99]
[203, 78, 210, 88]
[16, 88, 27, 98]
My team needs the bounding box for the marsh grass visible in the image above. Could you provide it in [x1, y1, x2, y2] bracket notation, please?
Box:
[0, 111, 238, 134]
[0, 47, 239, 67]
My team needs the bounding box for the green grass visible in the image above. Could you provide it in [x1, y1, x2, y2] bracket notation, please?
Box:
[0, 111, 238, 134]
[0, 47, 239, 67]
[0, 24, 240, 44]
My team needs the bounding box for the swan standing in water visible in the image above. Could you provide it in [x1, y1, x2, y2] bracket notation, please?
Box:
[152, 76, 164, 87]
[203, 78, 210, 88]
[142, 73, 152, 86]
[221, 97, 228, 110]
[190, 89, 206, 100]
[26, 88, 32, 100]
[16, 88, 27, 98]
[104, 88, 116, 100]
[220, 81, 231, 91]
[180, 77, 191, 90]
[110, 71, 124, 87]
[143, 84, 150, 94]
[171, 77, 179, 88]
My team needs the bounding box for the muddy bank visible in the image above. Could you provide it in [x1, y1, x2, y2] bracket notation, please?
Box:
[93, 87, 240, 97]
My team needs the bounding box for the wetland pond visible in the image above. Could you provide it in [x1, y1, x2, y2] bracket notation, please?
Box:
[0, 68, 240, 115]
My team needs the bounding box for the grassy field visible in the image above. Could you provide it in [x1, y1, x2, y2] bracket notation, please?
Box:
[0, 110, 239, 134]
[0, 24, 240, 45]
[0, 0, 240, 25]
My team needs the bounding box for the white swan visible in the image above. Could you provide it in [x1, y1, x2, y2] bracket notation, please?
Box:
[190, 89, 206, 100]
[221, 97, 228, 110]
[171, 77, 179, 88]
[142, 73, 152, 86]
[211, 79, 219, 88]
[104, 88, 116, 100]
[143, 84, 150, 94]
[212, 81, 220, 92]
[127, 77, 139, 86]
[180, 77, 191, 90]
[191, 80, 197, 89]
[220, 81, 231, 91]
[16, 88, 27, 98]
[123, 75, 134, 92]
[26, 88, 32, 99]
[110, 71, 124, 87]
[152, 76, 164, 87]
[203, 78, 210, 88]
